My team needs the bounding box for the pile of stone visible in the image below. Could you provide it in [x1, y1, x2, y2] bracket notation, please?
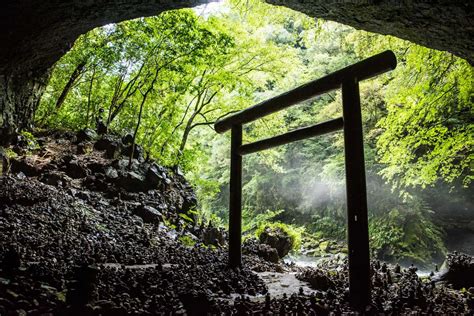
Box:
[0, 129, 270, 314]
[0, 129, 472, 314]
[433, 251, 474, 289]
[6, 129, 198, 228]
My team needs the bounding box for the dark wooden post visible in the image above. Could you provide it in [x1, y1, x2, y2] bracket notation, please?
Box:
[341, 77, 371, 308]
[229, 124, 243, 268]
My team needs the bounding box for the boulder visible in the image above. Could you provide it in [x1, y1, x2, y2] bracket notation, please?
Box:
[297, 268, 334, 291]
[257, 244, 279, 263]
[117, 171, 146, 192]
[15, 171, 26, 180]
[10, 157, 40, 176]
[76, 128, 98, 143]
[201, 226, 225, 247]
[66, 161, 88, 179]
[133, 205, 163, 224]
[433, 252, 474, 289]
[259, 226, 293, 258]
[145, 163, 164, 188]
[319, 241, 330, 252]
[156, 202, 168, 212]
[104, 167, 119, 180]
[39, 171, 71, 187]
[84, 174, 109, 192]
[94, 135, 121, 159]
[112, 158, 139, 172]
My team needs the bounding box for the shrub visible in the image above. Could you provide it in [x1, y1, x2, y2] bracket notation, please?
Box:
[178, 235, 196, 247]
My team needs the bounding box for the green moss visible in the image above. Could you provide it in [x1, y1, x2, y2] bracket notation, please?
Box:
[319, 240, 330, 252]
[4, 148, 18, 159]
[19, 131, 40, 151]
[255, 222, 303, 252]
[178, 235, 196, 247]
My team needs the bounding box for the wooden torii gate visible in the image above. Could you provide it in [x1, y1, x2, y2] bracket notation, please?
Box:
[214, 50, 397, 308]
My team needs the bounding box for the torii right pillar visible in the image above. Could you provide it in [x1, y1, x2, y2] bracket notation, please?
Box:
[342, 77, 371, 309]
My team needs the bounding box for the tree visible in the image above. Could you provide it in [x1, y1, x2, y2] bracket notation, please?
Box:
[348, 31, 473, 189]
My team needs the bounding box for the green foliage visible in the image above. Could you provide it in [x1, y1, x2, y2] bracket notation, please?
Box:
[4, 148, 18, 159]
[35, 1, 471, 265]
[255, 221, 303, 251]
[19, 131, 40, 151]
[178, 234, 197, 247]
[178, 213, 194, 223]
[38, 8, 291, 171]
[242, 209, 283, 235]
[349, 31, 473, 189]
[308, 215, 345, 240]
[379, 52, 473, 189]
[369, 204, 446, 266]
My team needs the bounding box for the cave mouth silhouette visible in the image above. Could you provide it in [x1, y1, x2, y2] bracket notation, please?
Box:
[0, 0, 472, 143]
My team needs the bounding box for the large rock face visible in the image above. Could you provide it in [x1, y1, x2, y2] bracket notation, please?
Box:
[1, 0, 471, 78]
[269, 0, 473, 65]
[0, 0, 211, 76]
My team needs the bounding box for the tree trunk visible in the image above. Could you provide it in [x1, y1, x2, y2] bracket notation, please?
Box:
[55, 61, 86, 110]
[85, 66, 96, 128]
[178, 115, 195, 155]
[0, 71, 50, 145]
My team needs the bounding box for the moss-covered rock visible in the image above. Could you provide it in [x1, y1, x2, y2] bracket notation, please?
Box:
[256, 223, 302, 258]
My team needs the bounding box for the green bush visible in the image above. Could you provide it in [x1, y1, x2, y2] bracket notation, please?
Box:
[178, 235, 196, 247]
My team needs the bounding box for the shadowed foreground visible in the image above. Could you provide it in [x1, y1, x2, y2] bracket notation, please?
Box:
[0, 130, 472, 314]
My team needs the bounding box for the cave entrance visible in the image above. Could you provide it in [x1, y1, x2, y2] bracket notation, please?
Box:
[215, 50, 397, 308]
[1, 1, 471, 144]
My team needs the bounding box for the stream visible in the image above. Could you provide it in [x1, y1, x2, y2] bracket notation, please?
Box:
[283, 253, 435, 277]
